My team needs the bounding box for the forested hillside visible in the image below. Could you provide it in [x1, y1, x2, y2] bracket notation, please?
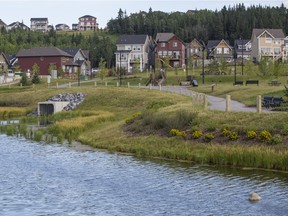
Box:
[107, 3, 288, 43]
[0, 29, 116, 68]
[0, 3, 287, 68]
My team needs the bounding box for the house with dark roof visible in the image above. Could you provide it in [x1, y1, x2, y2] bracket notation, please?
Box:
[0, 53, 17, 73]
[186, 39, 204, 67]
[30, 18, 48, 32]
[7, 21, 30, 31]
[61, 48, 91, 75]
[78, 15, 98, 31]
[234, 39, 251, 60]
[155, 33, 186, 68]
[56, 24, 70, 31]
[0, 19, 7, 30]
[115, 34, 151, 73]
[206, 39, 233, 61]
[16, 47, 74, 76]
[250, 29, 286, 62]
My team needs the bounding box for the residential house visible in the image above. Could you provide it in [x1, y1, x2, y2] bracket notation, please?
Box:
[155, 33, 186, 68]
[55, 24, 70, 31]
[16, 47, 74, 76]
[30, 18, 49, 32]
[234, 39, 251, 60]
[186, 39, 204, 67]
[0, 53, 17, 72]
[61, 48, 91, 75]
[72, 24, 78, 31]
[78, 15, 98, 31]
[7, 21, 30, 31]
[115, 34, 151, 73]
[207, 39, 233, 61]
[250, 28, 285, 62]
[0, 19, 7, 30]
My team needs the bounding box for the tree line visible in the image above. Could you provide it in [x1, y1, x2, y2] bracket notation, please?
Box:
[0, 3, 287, 70]
[107, 3, 288, 44]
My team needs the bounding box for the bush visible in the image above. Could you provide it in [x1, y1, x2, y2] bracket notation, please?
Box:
[191, 129, 203, 139]
[269, 134, 282, 145]
[125, 112, 142, 124]
[246, 130, 257, 139]
[204, 133, 215, 142]
[169, 129, 187, 139]
[229, 132, 239, 141]
[222, 128, 230, 137]
[258, 130, 272, 142]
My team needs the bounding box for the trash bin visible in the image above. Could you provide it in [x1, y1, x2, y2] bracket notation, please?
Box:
[191, 79, 198, 87]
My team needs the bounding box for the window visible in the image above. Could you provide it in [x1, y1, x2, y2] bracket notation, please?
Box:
[158, 51, 162, 56]
[216, 48, 222, 54]
[161, 43, 165, 47]
[274, 39, 281, 45]
[163, 51, 167, 56]
[223, 48, 229, 54]
[168, 51, 172, 56]
[173, 42, 178, 47]
[274, 48, 280, 54]
[265, 37, 272, 43]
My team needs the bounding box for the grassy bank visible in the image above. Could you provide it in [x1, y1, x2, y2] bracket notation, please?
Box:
[1, 81, 288, 170]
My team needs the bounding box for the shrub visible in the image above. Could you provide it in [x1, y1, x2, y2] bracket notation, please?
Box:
[169, 129, 187, 139]
[258, 130, 272, 142]
[34, 130, 43, 142]
[269, 134, 282, 145]
[204, 133, 215, 142]
[191, 129, 203, 139]
[229, 132, 239, 141]
[125, 112, 142, 124]
[246, 130, 257, 139]
[222, 128, 230, 137]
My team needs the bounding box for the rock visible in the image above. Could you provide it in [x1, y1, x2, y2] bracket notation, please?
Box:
[249, 192, 261, 201]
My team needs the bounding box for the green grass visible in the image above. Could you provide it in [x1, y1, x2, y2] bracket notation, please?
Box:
[1, 74, 288, 170]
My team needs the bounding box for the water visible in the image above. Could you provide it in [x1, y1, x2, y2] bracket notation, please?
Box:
[0, 134, 288, 216]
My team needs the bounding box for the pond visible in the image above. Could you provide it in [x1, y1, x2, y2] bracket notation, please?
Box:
[0, 134, 287, 216]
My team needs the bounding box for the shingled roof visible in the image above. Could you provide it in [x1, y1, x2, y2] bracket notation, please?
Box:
[252, 29, 285, 39]
[155, 33, 175, 42]
[16, 47, 72, 58]
[116, 34, 148, 44]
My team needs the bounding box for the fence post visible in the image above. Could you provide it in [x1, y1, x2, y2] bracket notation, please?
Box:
[149, 84, 152, 90]
[94, 81, 97, 87]
[105, 82, 107, 87]
[204, 95, 208, 110]
[138, 83, 141, 88]
[257, 95, 262, 113]
[127, 82, 130, 88]
[69, 82, 71, 88]
[159, 85, 162, 91]
[117, 82, 119, 87]
[226, 95, 231, 112]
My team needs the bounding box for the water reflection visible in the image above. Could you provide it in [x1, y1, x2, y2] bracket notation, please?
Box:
[0, 135, 288, 216]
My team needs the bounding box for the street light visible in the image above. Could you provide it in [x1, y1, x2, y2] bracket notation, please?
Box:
[200, 40, 206, 84]
[241, 38, 244, 76]
[234, 44, 237, 85]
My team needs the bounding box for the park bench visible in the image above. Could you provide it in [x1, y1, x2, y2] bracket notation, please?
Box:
[245, 80, 259, 86]
[268, 80, 281, 86]
[262, 96, 284, 108]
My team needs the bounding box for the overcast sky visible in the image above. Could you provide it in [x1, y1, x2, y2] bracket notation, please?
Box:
[0, 0, 286, 29]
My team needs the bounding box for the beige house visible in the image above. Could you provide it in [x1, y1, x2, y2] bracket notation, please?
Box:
[115, 35, 151, 73]
[186, 39, 204, 67]
[250, 29, 285, 62]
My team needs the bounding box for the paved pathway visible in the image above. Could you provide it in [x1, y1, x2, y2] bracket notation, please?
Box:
[137, 85, 270, 113]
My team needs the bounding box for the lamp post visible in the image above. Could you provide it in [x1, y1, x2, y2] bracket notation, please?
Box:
[234, 46, 237, 84]
[119, 50, 122, 86]
[241, 38, 244, 76]
[200, 40, 206, 84]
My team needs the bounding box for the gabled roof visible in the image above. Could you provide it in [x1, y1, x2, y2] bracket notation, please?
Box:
[55, 24, 69, 28]
[16, 47, 72, 58]
[234, 39, 250, 47]
[0, 19, 7, 26]
[61, 48, 80, 57]
[82, 50, 90, 59]
[30, 18, 48, 22]
[79, 15, 96, 19]
[8, 21, 29, 30]
[207, 39, 231, 50]
[252, 29, 285, 39]
[116, 34, 149, 45]
[3, 53, 16, 63]
[155, 33, 175, 42]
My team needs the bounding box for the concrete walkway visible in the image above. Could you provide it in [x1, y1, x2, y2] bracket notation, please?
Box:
[138, 85, 269, 113]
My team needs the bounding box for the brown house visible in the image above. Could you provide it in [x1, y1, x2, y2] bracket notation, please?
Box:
[16, 47, 73, 76]
[155, 33, 186, 68]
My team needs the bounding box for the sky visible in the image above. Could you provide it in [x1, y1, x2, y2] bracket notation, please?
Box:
[0, 0, 286, 29]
